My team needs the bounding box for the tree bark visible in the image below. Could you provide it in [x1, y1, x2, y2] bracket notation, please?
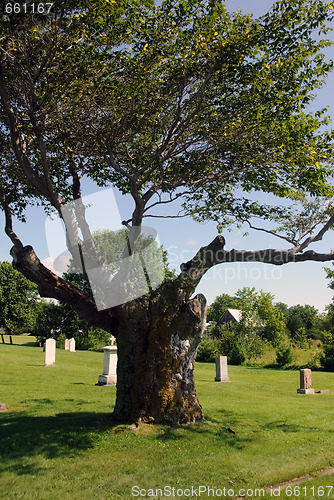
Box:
[113, 288, 206, 425]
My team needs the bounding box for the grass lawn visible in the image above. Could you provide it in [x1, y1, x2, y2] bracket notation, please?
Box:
[0, 344, 333, 499]
[246, 341, 323, 370]
[0, 334, 38, 347]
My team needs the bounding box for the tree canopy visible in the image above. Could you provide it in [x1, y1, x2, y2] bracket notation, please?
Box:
[1, 1, 334, 288]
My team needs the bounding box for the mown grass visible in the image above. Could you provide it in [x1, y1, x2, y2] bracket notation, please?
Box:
[0, 334, 38, 347]
[0, 344, 333, 500]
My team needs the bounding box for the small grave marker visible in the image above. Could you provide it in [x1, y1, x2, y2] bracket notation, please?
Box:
[45, 338, 56, 366]
[0, 402, 8, 412]
[297, 368, 314, 394]
[215, 356, 230, 382]
[69, 338, 75, 352]
[97, 346, 117, 385]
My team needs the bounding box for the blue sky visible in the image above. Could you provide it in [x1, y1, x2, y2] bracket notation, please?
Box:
[1, 0, 334, 311]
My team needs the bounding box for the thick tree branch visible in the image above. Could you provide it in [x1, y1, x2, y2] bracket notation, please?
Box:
[176, 235, 334, 299]
[31, 116, 63, 210]
[105, 143, 135, 182]
[143, 213, 188, 219]
[143, 191, 186, 213]
[10, 244, 116, 331]
[0, 186, 24, 251]
[104, 143, 144, 226]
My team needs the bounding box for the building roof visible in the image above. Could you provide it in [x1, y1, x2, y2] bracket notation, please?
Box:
[218, 308, 243, 324]
[219, 308, 264, 330]
[225, 309, 243, 322]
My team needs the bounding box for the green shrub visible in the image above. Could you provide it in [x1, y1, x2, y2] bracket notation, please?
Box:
[309, 349, 323, 370]
[196, 334, 220, 362]
[227, 338, 248, 365]
[294, 327, 308, 348]
[77, 327, 111, 351]
[276, 341, 296, 366]
[320, 330, 334, 371]
[217, 323, 265, 365]
[56, 333, 66, 349]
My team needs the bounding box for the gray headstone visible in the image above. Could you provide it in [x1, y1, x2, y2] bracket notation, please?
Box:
[215, 356, 230, 382]
[64, 338, 70, 350]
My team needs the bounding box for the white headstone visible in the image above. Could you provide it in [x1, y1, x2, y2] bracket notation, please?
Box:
[64, 338, 70, 350]
[97, 346, 117, 385]
[69, 338, 76, 352]
[45, 338, 56, 366]
[215, 356, 230, 382]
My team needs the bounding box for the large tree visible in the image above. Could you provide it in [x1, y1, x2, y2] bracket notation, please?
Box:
[1, 0, 334, 424]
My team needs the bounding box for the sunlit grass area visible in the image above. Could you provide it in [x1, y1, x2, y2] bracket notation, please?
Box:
[247, 341, 323, 369]
[1, 344, 333, 499]
[0, 334, 38, 346]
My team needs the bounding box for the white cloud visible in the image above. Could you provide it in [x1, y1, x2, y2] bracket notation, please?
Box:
[185, 239, 198, 246]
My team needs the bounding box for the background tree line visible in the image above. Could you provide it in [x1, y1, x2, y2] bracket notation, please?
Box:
[0, 261, 111, 349]
[1, 258, 334, 367]
[197, 270, 334, 370]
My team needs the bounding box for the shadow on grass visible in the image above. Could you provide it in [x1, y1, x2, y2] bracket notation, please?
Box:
[154, 410, 254, 450]
[0, 411, 116, 468]
[156, 423, 253, 450]
[1, 342, 39, 348]
[263, 420, 323, 433]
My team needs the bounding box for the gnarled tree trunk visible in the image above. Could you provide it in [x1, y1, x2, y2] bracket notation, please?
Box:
[113, 289, 207, 424]
[10, 243, 208, 425]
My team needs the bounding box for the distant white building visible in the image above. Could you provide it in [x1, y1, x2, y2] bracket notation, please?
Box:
[219, 308, 243, 326]
[218, 308, 263, 334]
